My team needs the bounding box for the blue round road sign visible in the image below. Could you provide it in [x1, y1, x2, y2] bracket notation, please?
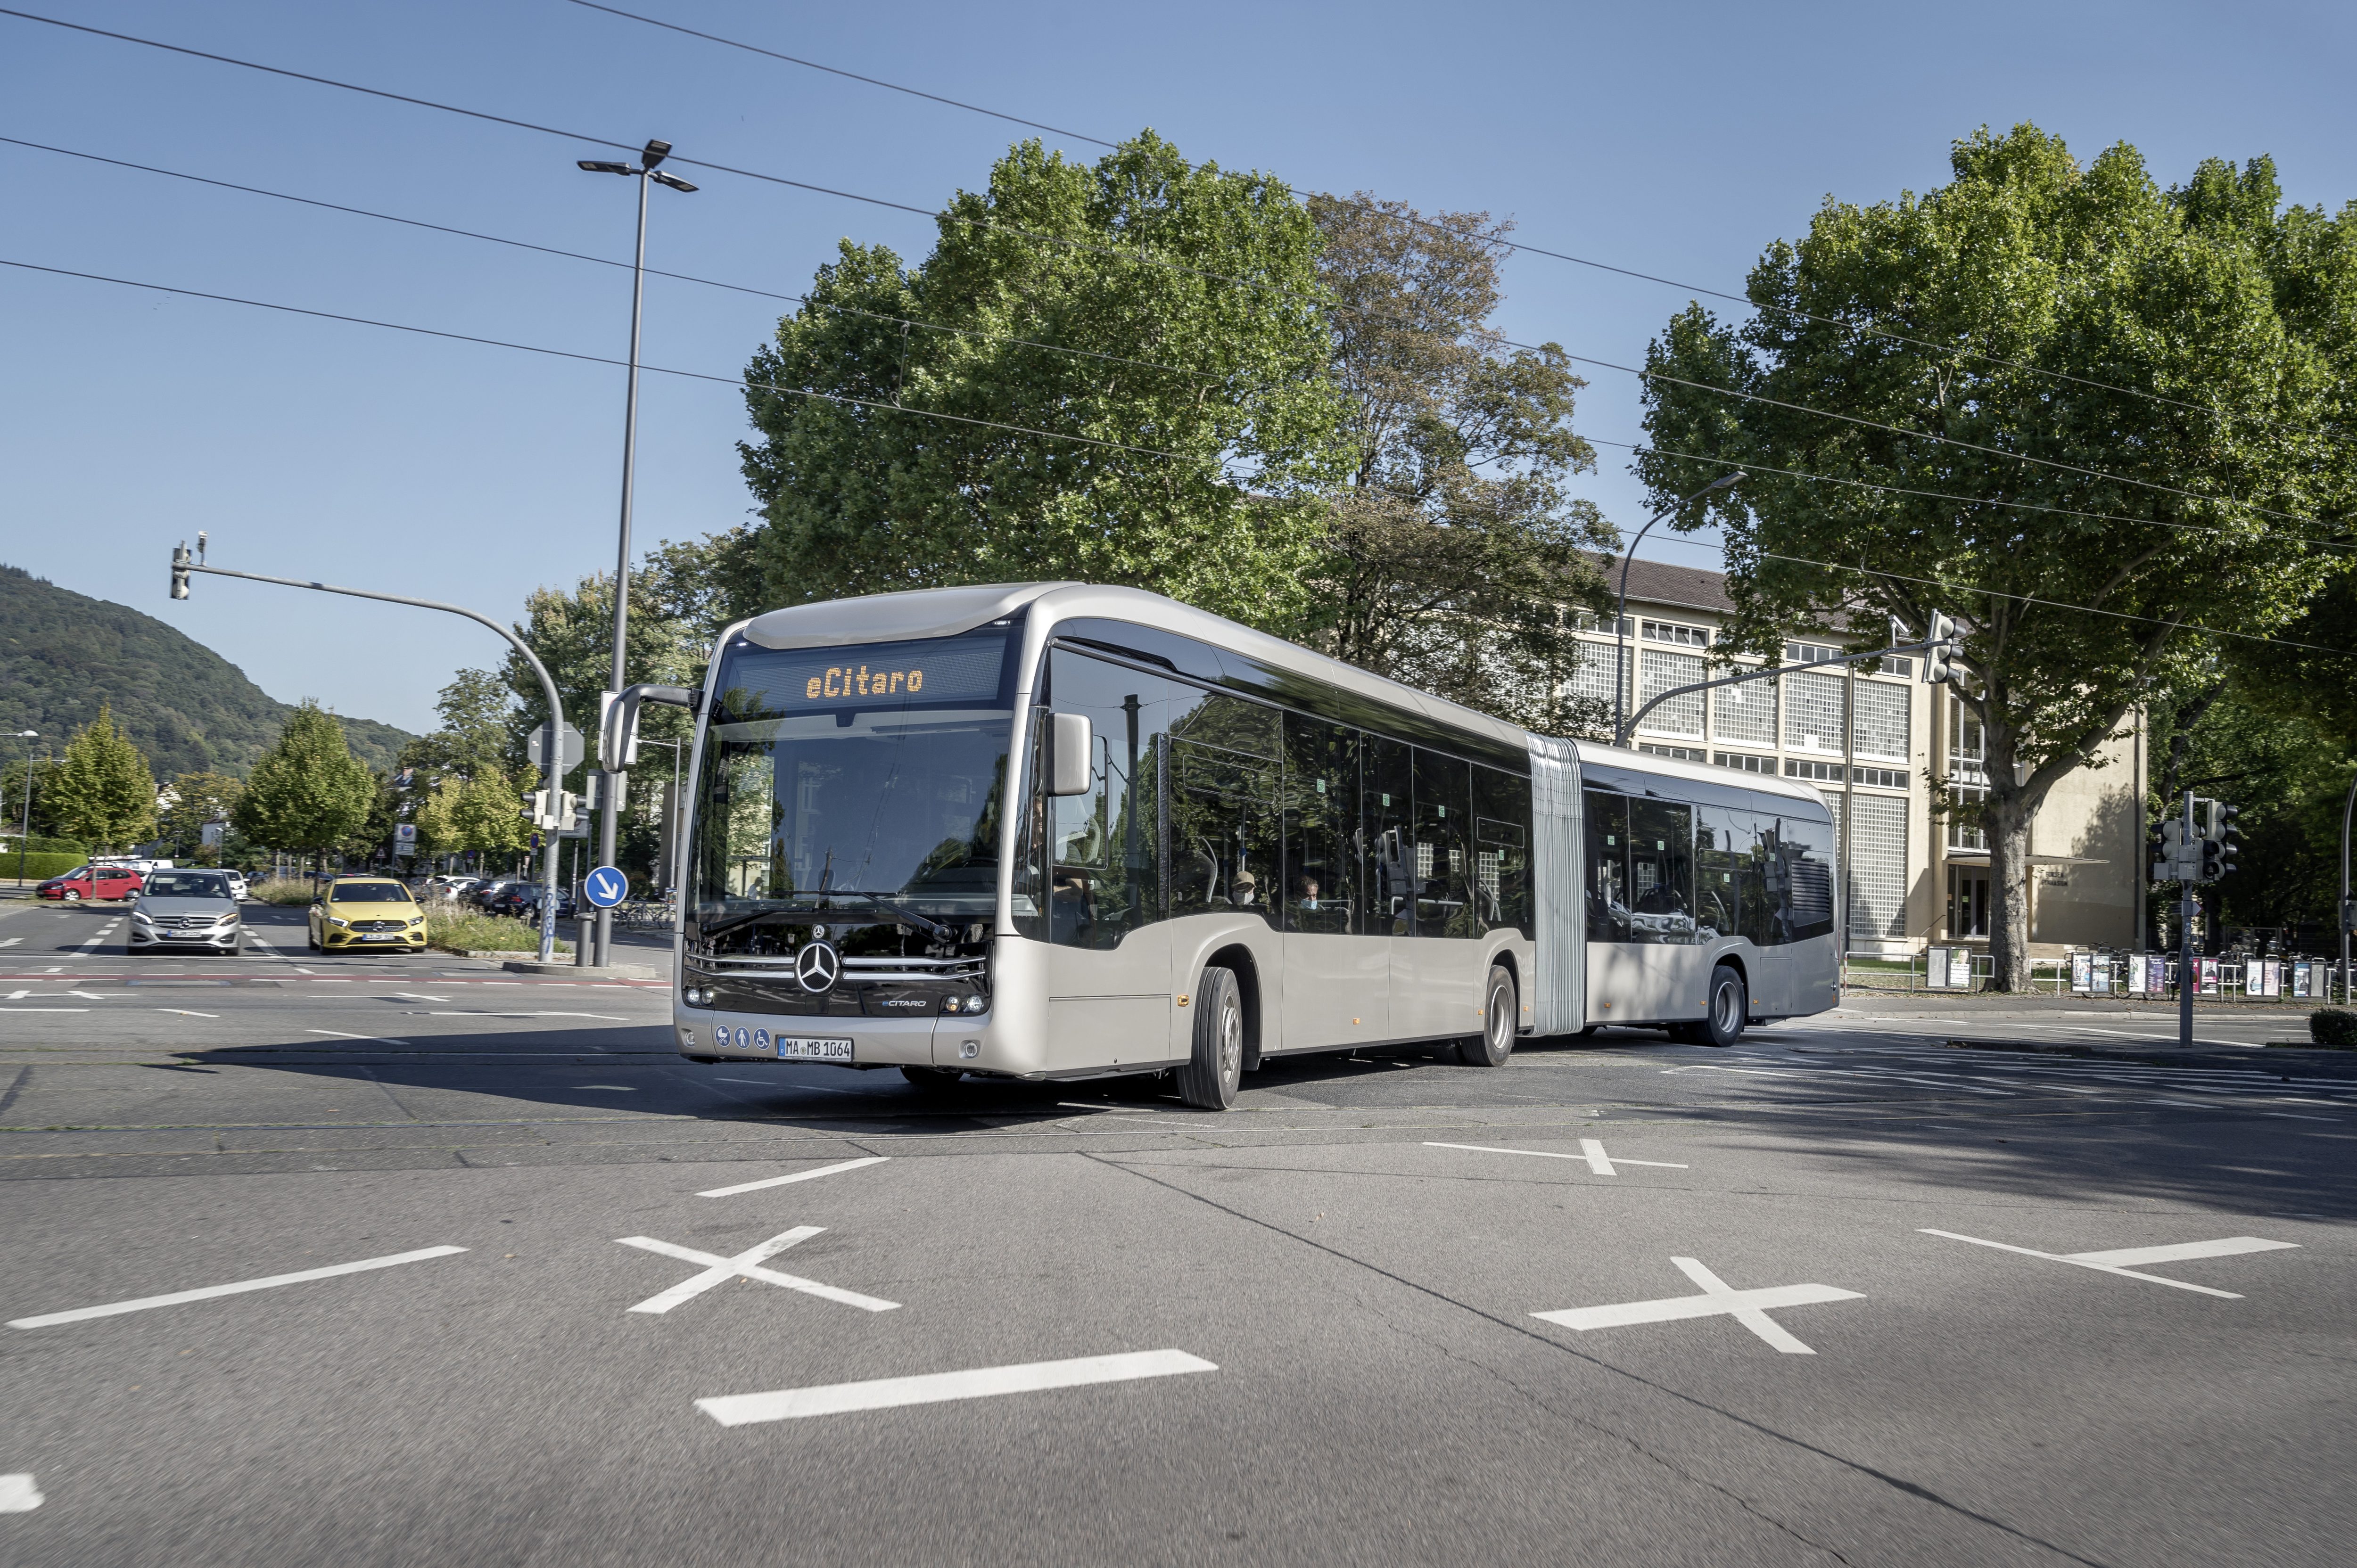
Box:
[584, 866, 629, 908]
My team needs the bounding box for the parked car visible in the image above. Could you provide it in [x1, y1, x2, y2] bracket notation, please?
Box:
[38, 865, 144, 902]
[468, 879, 516, 910]
[223, 869, 251, 902]
[422, 874, 478, 900]
[486, 881, 577, 921]
[306, 876, 429, 955]
[128, 869, 245, 956]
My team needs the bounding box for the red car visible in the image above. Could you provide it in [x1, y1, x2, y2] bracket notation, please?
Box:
[38, 865, 145, 902]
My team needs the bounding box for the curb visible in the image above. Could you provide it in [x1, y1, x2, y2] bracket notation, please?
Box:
[501, 958, 659, 979]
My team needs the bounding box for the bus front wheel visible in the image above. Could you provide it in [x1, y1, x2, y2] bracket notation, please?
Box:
[1458, 966, 1516, 1067]
[1178, 966, 1244, 1111]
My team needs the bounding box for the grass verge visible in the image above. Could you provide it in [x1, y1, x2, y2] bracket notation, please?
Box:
[429, 912, 570, 956]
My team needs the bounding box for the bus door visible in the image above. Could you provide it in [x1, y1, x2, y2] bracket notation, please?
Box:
[1392, 746, 1484, 1040]
[1279, 714, 1385, 1049]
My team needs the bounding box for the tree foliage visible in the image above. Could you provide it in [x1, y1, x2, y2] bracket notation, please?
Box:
[157, 770, 244, 862]
[1298, 195, 1617, 730]
[1637, 124, 2357, 987]
[739, 132, 1350, 630]
[45, 703, 157, 852]
[233, 701, 376, 863]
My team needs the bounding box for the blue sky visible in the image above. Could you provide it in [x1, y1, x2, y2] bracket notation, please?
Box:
[5, 0, 2352, 735]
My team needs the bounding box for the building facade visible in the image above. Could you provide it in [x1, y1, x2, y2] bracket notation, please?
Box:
[1576, 558, 2145, 958]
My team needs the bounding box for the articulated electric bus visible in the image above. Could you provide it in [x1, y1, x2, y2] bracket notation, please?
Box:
[670, 582, 1839, 1108]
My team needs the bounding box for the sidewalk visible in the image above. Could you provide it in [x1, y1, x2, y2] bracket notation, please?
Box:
[1837, 989, 2331, 1019]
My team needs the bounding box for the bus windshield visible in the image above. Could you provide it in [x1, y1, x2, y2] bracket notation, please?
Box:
[690, 625, 1019, 935]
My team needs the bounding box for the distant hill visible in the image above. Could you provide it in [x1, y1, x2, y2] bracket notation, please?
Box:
[0, 564, 412, 778]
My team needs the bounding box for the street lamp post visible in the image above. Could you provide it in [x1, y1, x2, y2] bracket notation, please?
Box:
[8, 726, 38, 887]
[579, 138, 697, 968]
[1614, 473, 1747, 745]
[2341, 772, 2356, 1006]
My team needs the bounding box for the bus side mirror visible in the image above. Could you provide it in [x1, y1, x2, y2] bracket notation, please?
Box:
[1049, 712, 1093, 796]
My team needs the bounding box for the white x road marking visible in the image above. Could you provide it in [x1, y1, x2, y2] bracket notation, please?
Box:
[615, 1226, 900, 1314]
[1920, 1229, 2298, 1298]
[1533, 1256, 1863, 1354]
[1426, 1140, 1687, 1175]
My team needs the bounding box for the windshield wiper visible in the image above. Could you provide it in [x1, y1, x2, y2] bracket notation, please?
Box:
[810, 890, 957, 940]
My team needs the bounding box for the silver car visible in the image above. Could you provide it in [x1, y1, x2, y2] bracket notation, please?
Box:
[128, 869, 245, 956]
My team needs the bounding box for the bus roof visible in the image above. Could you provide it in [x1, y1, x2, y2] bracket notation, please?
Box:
[740, 582, 1530, 760]
[1575, 738, 1837, 813]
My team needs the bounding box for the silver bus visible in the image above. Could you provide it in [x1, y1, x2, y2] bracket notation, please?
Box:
[671, 583, 1839, 1108]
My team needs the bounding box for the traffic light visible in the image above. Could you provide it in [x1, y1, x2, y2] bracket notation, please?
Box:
[1923, 611, 1956, 684]
[171, 542, 191, 600]
[2198, 836, 2225, 882]
[2216, 803, 2239, 878]
[2151, 821, 2181, 883]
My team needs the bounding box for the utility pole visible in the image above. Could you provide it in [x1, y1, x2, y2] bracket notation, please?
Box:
[2177, 790, 2196, 1051]
[578, 139, 696, 968]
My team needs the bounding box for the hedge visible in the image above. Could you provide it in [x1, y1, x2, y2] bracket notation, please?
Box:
[2312, 1009, 2357, 1049]
[3, 852, 88, 883]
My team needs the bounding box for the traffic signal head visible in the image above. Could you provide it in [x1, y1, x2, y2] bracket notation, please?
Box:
[1923, 611, 1956, 684]
[170, 542, 191, 601]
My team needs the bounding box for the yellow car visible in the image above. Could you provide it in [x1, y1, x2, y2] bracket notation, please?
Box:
[307, 877, 429, 954]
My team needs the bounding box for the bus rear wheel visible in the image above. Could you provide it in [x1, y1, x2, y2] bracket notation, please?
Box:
[1458, 966, 1516, 1067]
[1672, 965, 1747, 1048]
[1178, 966, 1243, 1111]
[900, 1065, 964, 1094]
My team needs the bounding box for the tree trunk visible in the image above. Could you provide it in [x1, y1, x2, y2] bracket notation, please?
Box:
[1986, 803, 2034, 992]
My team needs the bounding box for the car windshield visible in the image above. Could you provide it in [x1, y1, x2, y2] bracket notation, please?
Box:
[145, 872, 232, 899]
[690, 625, 1018, 933]
[332, 883, 415, 903]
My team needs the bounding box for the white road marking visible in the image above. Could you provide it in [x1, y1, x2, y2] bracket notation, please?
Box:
[0, 1473, 41, 1511]
[391, 993, 449, 1002]
[156, 1009, 221, 1018]
[1919, 1229, 2296, 1297]
[579, 1084, 637, 1091]
[699, 1156, 890, 1197]
[616, 1227, 899, 1314]
[0, 1007, 89, 1012]
[304, 1029, 413, 1046]
[532, 1012, 630, 1021]
[0, 936, 21, 948]
[1424, 1140, 1687, 1174]
[1532, 1257, 1862, 1354]
[696, 1349, 1218, 1426]
[8, 1245, 468, 1329]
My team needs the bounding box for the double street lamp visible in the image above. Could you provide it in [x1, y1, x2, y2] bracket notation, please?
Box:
[577, 139, 695, 966]
[8, 730, 38, 889]
[1613, 472, 1747, 744]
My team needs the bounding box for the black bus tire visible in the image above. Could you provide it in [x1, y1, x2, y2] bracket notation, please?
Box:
[1459, 966, 1517, 1067]
[1178, 966, 1244, 1111]
[1698, 964, 1747, 1047]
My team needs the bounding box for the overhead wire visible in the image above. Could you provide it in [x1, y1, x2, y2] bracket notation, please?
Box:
[0, 256, 1214, 464]
[9, 251, 2343, 659]
[559, 0, 2350, 447]
[0, 135, 1233, 386]
[5, 2, 2342, 540]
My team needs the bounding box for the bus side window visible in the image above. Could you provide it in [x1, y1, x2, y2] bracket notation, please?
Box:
[1584, 789, 1629, 943]
[1627, 799, 1698, 945]
[1365, 738, 1414, 936]
[1693, 805, 1754, 944]
[1042, 647, 1176, 949]
[1412, 749, 1475, 938]
[1473, 765, 1532, 937]
[1282, 714, 1358, 935]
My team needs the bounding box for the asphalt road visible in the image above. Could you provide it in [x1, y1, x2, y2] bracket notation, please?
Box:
[3, 896, 2351, 1566]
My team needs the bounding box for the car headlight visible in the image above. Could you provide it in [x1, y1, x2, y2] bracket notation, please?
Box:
[407, 915, 424, 927]
[328, 916, 349, 928]
[131, 911, 156, 927]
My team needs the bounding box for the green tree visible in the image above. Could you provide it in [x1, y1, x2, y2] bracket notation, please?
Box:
[1637, 125, 2356, 989]
[1299, 195, 1616, 729]
[1, 755, 67, 842]
[233, 701, 377, 871]
[45, 703, 158, 852]
[740, 132, 1350, 630]
[412, 772, 527, 862]
[158, 770, 244, 863]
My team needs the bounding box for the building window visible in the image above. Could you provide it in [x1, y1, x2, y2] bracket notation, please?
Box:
[1946, 694, 1988, 851]
[1880, 655, 1914, 678]
[1851, 681, 1910, 762]
[1852, 766, 1908, 790]
[1712, 672, 1776, 745]
[1784, 671, 1845, 752]
[1714, 751, 1775, 774]
[1566, 639, 1624, 710]
[1784, 759, 1845, 782]
[1786, 640, 1841, 665]
[1643, 619, 1711, 647]
[1832, 792, 1909, 942]
[1637, 743, 1705, 761]
[1637, 649, 1706, 738]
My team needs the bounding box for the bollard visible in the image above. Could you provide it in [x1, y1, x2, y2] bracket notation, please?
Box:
[574, 912, 593, 966]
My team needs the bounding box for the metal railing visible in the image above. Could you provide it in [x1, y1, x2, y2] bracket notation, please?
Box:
[1843, 948, 2350, 1002]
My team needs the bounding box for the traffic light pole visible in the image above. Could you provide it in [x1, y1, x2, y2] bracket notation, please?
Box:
[2179, 790, 2196, 1051]
[169, 546, 569, 963]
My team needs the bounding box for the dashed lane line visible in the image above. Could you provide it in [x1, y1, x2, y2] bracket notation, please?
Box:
[699, 1156, 890, 1198]
[696, 1349, 1216, 1426]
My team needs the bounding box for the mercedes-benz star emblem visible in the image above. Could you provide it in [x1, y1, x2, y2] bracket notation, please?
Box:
[794, 939, 841, 993]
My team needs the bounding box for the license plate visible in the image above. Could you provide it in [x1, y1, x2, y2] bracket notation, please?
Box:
[359, 933, 399, 942]
[777, 1036, 855, 1062]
